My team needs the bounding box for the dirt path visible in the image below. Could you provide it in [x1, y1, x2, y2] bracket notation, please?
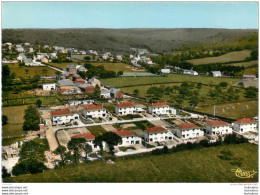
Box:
[46, 124, 59, 151]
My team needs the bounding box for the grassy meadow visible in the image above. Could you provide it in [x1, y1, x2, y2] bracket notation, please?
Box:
[2, 105, 27, 137]
[100, 74, 239, 88]
[7, 63, 57, 78]
[187, 50, 251, 65]
[193, 100, 258, 119]
[7, 143, 258, 182]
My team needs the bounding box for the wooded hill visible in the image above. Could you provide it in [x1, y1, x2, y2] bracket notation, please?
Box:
[2, 28, 258, 53]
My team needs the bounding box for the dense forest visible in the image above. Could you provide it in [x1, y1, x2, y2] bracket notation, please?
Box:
[2, 28, 258, 53]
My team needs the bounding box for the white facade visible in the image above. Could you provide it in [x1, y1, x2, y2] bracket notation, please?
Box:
[233, 123, 257, 133]
[115, 106, 136, 116]
[144, 130, 174, 143]
[176, 128, 204, 140]
[83, 109, 107, 118]
[148, 105, 176, 115]
[212, 71, 222, 77]
[52, 113, 79, 125]
[118, 136, 142, 146]
[161, 69, 171, 73]
[42, 83, 56, 90]
[206, 125, 233, 136]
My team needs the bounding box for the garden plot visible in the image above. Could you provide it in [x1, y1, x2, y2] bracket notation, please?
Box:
[56, 130, 71, 146]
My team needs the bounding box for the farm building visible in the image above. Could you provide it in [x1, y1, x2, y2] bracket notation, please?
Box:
[232, 118, 257, 133]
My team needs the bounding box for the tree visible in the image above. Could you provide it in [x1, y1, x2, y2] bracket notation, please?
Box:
[2, 166, 11, 178]
[84, 56, 91, 61]
[2, 115, 8, 125]
[117, 71, 123, 76]
[67, 137, 86, 164]
[94, 85, 100, 98]
[101, 132, 122, 155]
[23, 105, 40, 131]
[36, 99, 42, 107]
[25, 69, 29, 74]
[93, 135, 104, 154]
[12, 159, 47, 176]
[19, 139, 48, 162]
[219, 82, 228, 87]
[83, 143, 92, 161]
[133, 89, 139, 96]
[53, 145, 68, 167]
[250, 50, 258, 60]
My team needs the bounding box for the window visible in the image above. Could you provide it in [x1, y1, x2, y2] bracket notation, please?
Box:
[135, 140, 140, 144]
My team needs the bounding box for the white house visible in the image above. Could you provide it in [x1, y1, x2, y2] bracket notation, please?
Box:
[144, 126, 174, 143]
[161, 69, 171, 74]
[42, 83, 56, 91]
[148, 102, 176, 116]
[50, 109, 79, 125]
[83, 104, 107, 118]
[233, 118, 257, 133]
[114, 129, 142, 146]
[176, 122, 204, 140]
[212, 71, 222, 77]
[115, 101, 145, 115]
[205, 120, 233, 137]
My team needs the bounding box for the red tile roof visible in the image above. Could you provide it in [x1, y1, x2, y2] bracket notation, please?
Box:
[113, 129, 136, 137]
[178, 122, 199, 130]
[116, 101, 136, 108]
[149, 102, 168, 107]
[206, 120, 229, 127]
[85, 104, 104, 110]
[115, 90, 124, 98]
[236, 118, 256, 124]
[71, 132, 95, 140]
[145, 126, 167, 133]
[74, 79, 85, 83]
[51, 108, 73, 116]
[79, 86, 95, 93]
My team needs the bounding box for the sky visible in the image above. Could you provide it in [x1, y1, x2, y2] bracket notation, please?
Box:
[2, 1, 259, 29]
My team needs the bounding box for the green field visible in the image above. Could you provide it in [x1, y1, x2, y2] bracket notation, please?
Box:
[7, 63, 57, 78]
[100, 74, 239, 88]
[230, 60, 258, 67]
[49, 62, 79, 70]
[193, 100, 258, 119]
[3, 96, 62, 107]
[242, 66, 258, 76]
[91, 62, 134, 72]
[49, 62, 134, 73]
[7, 143, 258, 182]
[2, 105, 27, 137]
[187, 50, 251, 65]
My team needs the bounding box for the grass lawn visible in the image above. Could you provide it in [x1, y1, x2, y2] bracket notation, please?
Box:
[87, 125, 106, 137]
[100, 74, 239, 88]
[7, 63, 57, 78]
[193, 100, 258, 119]
[186, 50, 251, 65]
[8, 143, 258, 182]
[2, 105, 27, 137]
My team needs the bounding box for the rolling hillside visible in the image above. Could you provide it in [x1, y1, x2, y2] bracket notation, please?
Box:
[2, 28, 257, 53]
